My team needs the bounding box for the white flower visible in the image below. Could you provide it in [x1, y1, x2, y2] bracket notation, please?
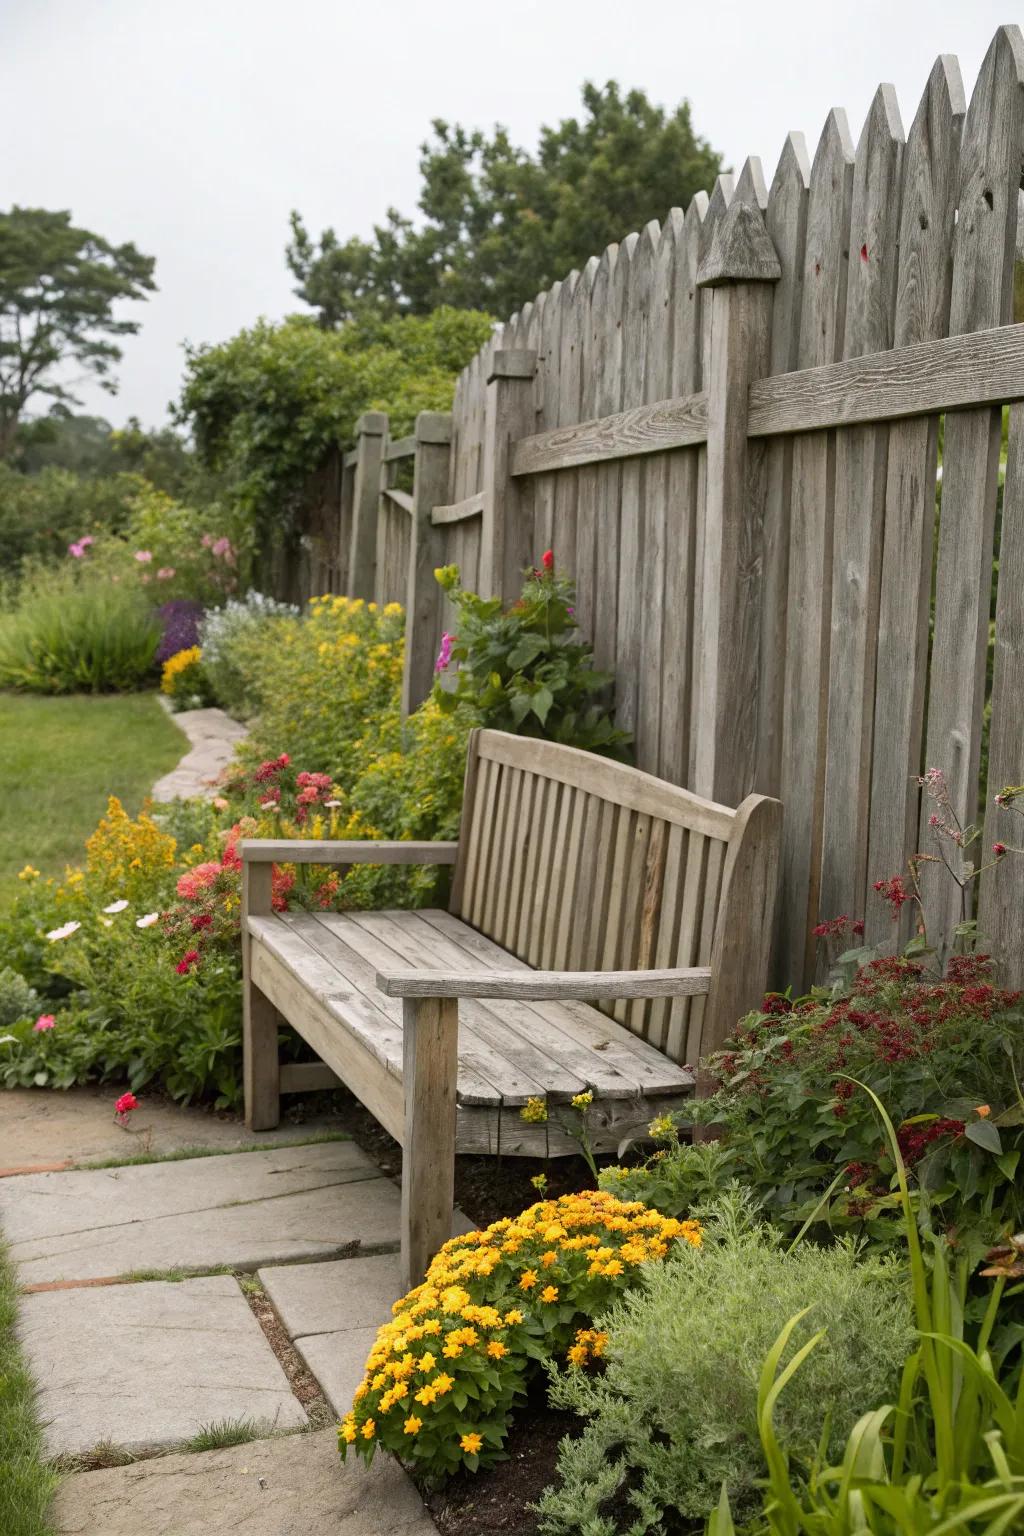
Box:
[100, 918, 113, 928]
[46, 921, 81, 942]
[103, 900, 129, 914]
[136, 912, 160, 929]
[324, 799, 342, 808]
[260, 799, 279, 811]
[0, 1034, 18, 1046]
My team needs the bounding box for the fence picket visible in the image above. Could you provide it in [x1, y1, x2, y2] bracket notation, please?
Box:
[818, 85, 905, 937]
[864, 55, 965, 944]
[617, 223, 658, 752]
[922, 24, 1024, 952]
[552, 267, 587, 575]
[593, 236, 633, 675]
[575, 249, 612, 642]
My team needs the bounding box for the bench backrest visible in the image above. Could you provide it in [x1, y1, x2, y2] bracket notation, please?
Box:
[450, 729, 781, 1066]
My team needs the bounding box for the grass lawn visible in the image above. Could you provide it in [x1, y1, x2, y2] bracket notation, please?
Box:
[0, 1233, 59, 1536]
[0, 692, 185, 898]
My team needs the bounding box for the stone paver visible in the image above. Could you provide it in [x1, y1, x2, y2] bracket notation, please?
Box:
[21, 1276, 307, 1457]
[51, 1426, 437, 1535]
[0, 1084, 348, 1170]
[295, 1327, 380, 1417]
[151, 704, 247, 802]
[0, 1142, 401, 1285]
[259, 1253, 402, 1338]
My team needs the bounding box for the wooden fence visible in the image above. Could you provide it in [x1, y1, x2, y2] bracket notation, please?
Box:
[299, 24, 1024, 991]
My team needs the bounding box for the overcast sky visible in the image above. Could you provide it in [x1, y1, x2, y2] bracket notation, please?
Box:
[2, 0, 1013, 429]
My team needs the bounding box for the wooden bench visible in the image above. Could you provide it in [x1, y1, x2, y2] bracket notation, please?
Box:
[240, 729, 781, 1285]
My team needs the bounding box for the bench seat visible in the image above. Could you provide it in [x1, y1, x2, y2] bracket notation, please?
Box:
[248, 906, 695, 1158]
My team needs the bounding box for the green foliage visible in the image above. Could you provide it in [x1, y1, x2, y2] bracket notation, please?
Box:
[198, 591, 300, 718]
[175, 309, 494, 533]
[0, 566, 160, 692]
[0, 966, 39, 1030]
[0, 1232, 59, 1536]
[14, 410, 194, 496]
[708, 1088, 1024, 1534]
[536, 1193, 915, 1534]
[433, 558, 631, 756]
[0, 463, 147, 577]
[289, 83, 722, 323]
[0, 207, 155, 454]
[608, 956, 1024, 1257]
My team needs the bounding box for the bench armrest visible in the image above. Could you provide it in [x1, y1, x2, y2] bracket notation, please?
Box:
[238, 840, 458, 867]
[375, 966, 712, 1001]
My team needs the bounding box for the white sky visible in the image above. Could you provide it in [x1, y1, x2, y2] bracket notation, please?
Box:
[2, 0, 1013, 428]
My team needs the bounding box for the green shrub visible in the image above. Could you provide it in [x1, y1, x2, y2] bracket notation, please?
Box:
[0, 568, 160, 692]
[198, 591, 299, 717]
[535, 1195, 915, 1535]
[0, 463, 147, 577]
[615, 955, 1024, 1257]
[0, 968, 39, 1030]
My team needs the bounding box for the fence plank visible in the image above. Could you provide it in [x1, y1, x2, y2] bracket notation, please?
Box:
[660, 194, 707, 785]
[594, 237, 634, 676]
[617, 224, 658, 750]
[402, 412, 453, 715]
[777, 108, 855, 985]
[864, 55, 965, 944]
[818, 84, 905, 937]
[347, 412, 388, 600]
[980, 403, 1024, 979]
[552, 269, 585, 576]
[575, 249, 608, 642]
[533, 280, 564, 557]
[922, 24, 1024, 956]
[757, 135, 810, 797]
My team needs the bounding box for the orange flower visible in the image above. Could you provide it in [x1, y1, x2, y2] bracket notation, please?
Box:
[540, 1284, 559, 1303]
[404, 1415, 423, 1435]
[519, 1269, 538, 1291]
[486, 1340, 507, 1359]
[976, 1104, 991, 1117]
[460, 1431, 483, 1455]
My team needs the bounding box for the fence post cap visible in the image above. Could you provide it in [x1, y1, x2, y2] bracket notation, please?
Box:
[696, 200, 782, 289]
[356, 411, 388, 435]
[414, 411, 453, 445]
[488, 348, 537, 383]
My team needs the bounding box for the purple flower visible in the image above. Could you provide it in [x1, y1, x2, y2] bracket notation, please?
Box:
[155, 599, 205, 664]
[435, 632, 453, 673]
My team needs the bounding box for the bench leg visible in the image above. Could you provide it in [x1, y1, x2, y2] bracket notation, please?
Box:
[244, 980, 281, 1131]
[401, 996, 458, 1291]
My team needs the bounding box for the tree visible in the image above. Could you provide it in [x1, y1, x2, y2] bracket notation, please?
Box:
[0, 207, 156, 457]
[288, 82, 723, 325]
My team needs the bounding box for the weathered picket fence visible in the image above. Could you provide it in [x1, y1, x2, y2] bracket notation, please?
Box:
[302, 24, 1024, 992]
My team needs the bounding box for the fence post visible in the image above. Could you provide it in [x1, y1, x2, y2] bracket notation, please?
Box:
[402, 410, 453, 716]
[693, 202, 781, 806]
[480, 349, 537, 600]
[347, 411, 388, 599]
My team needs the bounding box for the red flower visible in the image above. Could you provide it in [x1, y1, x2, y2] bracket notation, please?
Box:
[541, 549, 554, 571]
[993, 842, 1007, 857]
[115, 1092, 138, 1116]
[176, 949, 201, 974]
[190, 913, 213, 931]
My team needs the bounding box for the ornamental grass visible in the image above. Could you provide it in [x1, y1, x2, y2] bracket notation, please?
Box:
[339, 1189, 700, 1482]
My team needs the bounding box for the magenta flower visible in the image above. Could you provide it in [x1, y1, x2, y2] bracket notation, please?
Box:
[134, 549, 153, 563]
[68, 542, 85, 558]
[33, 1014, 56, 1033]
[435, 632, 453, 673]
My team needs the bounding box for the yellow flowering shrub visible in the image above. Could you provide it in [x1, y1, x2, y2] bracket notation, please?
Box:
[85, 796, 177, 903]
[160, 645, 209, 708]
[339, 1190, 700, 1481]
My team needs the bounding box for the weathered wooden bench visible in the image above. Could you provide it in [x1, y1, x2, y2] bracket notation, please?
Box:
[241, 729, 780, 1285]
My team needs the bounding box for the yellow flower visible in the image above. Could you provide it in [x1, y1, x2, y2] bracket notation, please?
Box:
[361, 1419, 376, 1440]
[519, 1270, 538, 1291]
[415, 1385, 438, 1406]
[486, 1340, 507, 1360]
[540, 1250, 558, 1267]
[432, 1373, 455, 1396]
[504, 1310, 523, 1326]
[418, 1352, 436, 1373]
[403, 1415, 423, 1435]
[340, 1420, 357, 1444]
[571, 1091, 593, 1110]
[460, 1432, 483, 1455]
[520, 1096, 548, 1123]
[17, 865, 39, 880]
[540, 1285, 559, 1304]
[567, 1344, 588, 1367]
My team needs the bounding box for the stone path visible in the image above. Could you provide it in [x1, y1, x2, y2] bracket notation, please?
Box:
[151, 703, 247, 801]
[0, 1091, 445, 1534]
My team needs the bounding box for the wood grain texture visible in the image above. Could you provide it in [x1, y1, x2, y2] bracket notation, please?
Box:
[402, 412, 454, 715]
[479, 349, 538, 599]
[401, 995, 459, 1287]
[594, 236, 635, 675]
[511, 391, 708, 474]
[238, 839, 458, 864]
[818, 84, 905, 939]
[377, 966, 712, 1000]
[552, 266, 588, 577]
[432, 490, 485, 525]
[777, 107, 855, 986]
[347, 412, 388, 601]
[979, 402, 1024, 982]
[574, 245, 615, 642]
[864, 55, 964, 945]
[922, 24, 1024, 955]
[242, 860, 279, 1130]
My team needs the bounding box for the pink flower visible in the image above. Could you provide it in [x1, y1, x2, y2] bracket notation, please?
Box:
[134, 550, 153, 563]
[156, 566, 176, 581]
[212, 537, 235, 564]
[68, 542, 85, 558]
[80, 535, 94, 548]
[435, 632, 453, 673]
[115, 1092, 138, 1116]
[201, 533, 214, 549]
[33, 1014, 56, 1033]
[176, 862, 221, 900]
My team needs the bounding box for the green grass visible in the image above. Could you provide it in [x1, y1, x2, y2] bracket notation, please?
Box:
[182, 1418, 270, 1452]
[77, 1130, 350, 1171]
[0, 692, 184, 897]
[0, 1233, 59, 1536]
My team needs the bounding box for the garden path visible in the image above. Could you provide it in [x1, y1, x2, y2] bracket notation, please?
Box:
[150, 702, 247, 801]
[0, 1091, 443, 1535]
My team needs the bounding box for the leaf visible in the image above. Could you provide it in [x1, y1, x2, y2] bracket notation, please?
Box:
[965, 1119, 1003, 1155]
[531, 686, 554, 725]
